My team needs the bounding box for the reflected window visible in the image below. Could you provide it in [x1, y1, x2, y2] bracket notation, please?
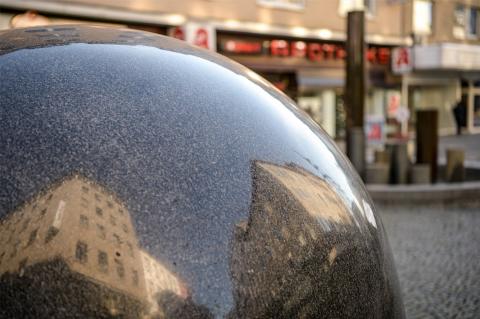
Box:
[45, 226, 59, 243]
[96, 224, 106, 240]
[110, 215, 116, 226]
[18, 258, 28, 274]
[75, 241, 88, 264]
[96, 207, 103, 217]
[132, 270, 139, 286]
[27, 228, 38, 246]
[98, 250, 108, 273]
[126, 242, 134, 257]
[79, 214, 89, 229]
[11, 240, 20, 258]
[113, 233, 121, 246]
[115, 259, 125, 279]
[21, 218, 30, 232]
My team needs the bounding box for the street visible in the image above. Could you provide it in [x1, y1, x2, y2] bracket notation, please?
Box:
[381, 205, 480, 319]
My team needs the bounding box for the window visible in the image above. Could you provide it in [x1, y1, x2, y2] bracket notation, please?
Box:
[94, 193, 102, 202]
[468, 7, 479, 37]
[45, 226, 59, 243]
[118, 208, 124, 215]
[115, 259, 125, 278]
[126, 242, 134, 257]
[96, 224, 106, 239]
[40, 208, 47, 216]
[98, 250, 108, 273]
[132, 270, 139, 286]
[113, 233, 121, 246]
[107, 201, 113, 208]
[96, 207, 103, 217]
[453, 5, 479, 39]
[257, 0, 305, 11]
[75, 241, 88, 263]
[82, 186, 89, 193]
[21, 218, 30, 232]
[338, 0, 375, 17]
[413, 0, 432, 35]
[27, 228, 38, 246]
[110, 215, 116, 226]
[79, 215, 89, 229]
[122, 224, 129, 234]
[10, 240, 20, 258]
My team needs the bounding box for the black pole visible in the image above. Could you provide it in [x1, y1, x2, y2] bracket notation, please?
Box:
[345, 10, 366, 178]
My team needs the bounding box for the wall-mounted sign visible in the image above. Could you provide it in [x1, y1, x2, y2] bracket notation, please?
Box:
[392, 47, 412, 74]
[169, 23, 216, 51]
[219, 35, 391, 65]
[365, 115, 385, 144]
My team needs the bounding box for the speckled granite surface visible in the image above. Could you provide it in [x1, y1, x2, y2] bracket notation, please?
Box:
[0, 25, 404, 318]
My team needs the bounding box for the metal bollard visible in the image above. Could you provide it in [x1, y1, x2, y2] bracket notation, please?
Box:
[409, 164, 431, 184]
[446, 148, 465, 182]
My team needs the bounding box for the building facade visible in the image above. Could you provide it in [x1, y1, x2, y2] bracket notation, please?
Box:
[1, 0, 479, 136]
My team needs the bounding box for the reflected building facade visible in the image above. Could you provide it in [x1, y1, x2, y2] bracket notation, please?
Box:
[229, 161, 394, 318]
[0, 175, 188, 318]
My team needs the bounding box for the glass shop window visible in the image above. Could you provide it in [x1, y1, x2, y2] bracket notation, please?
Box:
[76, 241, 88, 263]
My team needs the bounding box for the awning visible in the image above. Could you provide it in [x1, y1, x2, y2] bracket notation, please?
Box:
[297, 68, 345, 90]
[414, 43, 480, 71]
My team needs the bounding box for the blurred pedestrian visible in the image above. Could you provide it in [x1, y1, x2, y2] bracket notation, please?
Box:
[453, 96, 467, 135]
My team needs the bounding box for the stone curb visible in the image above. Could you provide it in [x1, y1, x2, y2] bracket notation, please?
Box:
[367, 181, 480, 206]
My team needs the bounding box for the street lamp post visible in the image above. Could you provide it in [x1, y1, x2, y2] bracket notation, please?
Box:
[345, 9, 366, 179]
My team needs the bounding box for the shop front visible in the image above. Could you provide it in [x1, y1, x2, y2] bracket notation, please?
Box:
[217, 31, 400, 141]
[410, 43, 480, 135]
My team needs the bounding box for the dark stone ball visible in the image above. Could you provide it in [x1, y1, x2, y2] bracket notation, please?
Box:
[0, 25, 404, 318]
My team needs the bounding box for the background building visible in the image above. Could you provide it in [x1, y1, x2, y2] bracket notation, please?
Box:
[1, 0, 479, 137]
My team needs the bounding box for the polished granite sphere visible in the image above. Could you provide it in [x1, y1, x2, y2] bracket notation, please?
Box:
[0, 25, 404, 318]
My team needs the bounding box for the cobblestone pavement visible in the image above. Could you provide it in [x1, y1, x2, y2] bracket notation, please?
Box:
[380, 205, 480, 319]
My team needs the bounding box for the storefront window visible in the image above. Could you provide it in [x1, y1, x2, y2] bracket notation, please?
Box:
[338, 0, 376, 16]
[474, 95, 480, 127]
[413, 0, 433, 35]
